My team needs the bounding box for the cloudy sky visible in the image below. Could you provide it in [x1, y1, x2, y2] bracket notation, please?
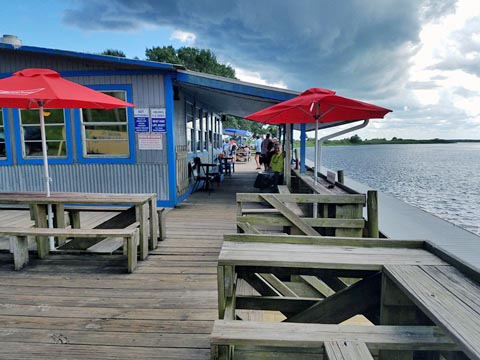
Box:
[2, 0, 480, 139]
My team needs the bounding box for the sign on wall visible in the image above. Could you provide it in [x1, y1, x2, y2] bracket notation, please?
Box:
[138, 133, 163, 150]
[151, 108, 167, 133]
[134, 108, 150, 133]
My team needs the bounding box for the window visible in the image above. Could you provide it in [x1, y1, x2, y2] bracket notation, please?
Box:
[81, 90, 129, 157]
[196, 108, 202, 151]
[186, 102, 194, 153]
[0, 110, 5, 159]
[203, 111, 209, 150]
[214, 116, 220, 148]
[20, 108, 67, 158]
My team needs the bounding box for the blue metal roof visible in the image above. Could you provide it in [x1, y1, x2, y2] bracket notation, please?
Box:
[0, 42, 176, 71]
[0, 42, 299, 117]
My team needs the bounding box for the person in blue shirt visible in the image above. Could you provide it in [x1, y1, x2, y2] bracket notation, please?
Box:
[254, 135, 263, 170]
[222, 139, 230, 155]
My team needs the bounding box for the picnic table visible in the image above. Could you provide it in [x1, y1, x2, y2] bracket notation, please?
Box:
[0, 191, 158, 260]
[214, 234, 480, 359]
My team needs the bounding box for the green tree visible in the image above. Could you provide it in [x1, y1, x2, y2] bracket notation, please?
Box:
[349, 134, 363, 144]
[100, 49, 126, 57]
[146, 46, 236, 79]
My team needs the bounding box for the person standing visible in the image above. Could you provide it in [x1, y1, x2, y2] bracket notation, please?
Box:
[222, 139, 230, 155]
[229, 140, 238, 162]
[254, 135, 263, 170]
[260, 133, 273, 170]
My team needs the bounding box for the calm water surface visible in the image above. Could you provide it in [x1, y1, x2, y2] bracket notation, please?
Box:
[306, 143, 480, 236]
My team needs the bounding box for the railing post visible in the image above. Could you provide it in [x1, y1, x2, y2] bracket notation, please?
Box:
[337, 170, 344, 184]
[367, 190, 379, 238]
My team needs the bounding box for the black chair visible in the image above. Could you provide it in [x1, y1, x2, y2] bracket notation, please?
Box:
[192, 157, 220, 194]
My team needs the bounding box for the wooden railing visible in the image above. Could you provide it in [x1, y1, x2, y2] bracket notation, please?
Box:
[236, 192, 377, 237]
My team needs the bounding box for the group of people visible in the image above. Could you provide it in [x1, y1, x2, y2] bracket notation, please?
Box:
[254, 133, 283, 172]
[221, 139, 251, 162]
[220, 133, 284, 174]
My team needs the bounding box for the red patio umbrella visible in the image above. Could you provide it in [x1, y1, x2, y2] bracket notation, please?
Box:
[245, 88, 392, 183]
[0, 68, 135, 249]
[245, 88, 391, 124]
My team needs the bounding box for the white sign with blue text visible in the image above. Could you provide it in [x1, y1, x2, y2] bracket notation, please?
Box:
[151, 108, 167, 133]
[134, 108, 150, 133]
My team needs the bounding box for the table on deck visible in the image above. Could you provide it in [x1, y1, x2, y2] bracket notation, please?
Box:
[0, 191, 158, 260]
[217, 240, 446, 319]
[199, 163, 220, 191]
[217, 237, 480, 359]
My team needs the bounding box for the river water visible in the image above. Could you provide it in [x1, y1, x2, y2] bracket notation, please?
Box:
[305, 143, 480, 236]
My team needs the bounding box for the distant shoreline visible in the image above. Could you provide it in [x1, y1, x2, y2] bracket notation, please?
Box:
[295, 138, 480, 147]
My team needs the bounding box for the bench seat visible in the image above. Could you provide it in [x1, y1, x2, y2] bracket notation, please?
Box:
[0, 226, 139, 273]
[210, 320, 455, 360]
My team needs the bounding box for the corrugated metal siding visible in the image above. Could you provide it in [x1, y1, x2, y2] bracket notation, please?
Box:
[67, 74, 168, 165]
[0, 164, 168, 199]
[0, 50, 187, 203]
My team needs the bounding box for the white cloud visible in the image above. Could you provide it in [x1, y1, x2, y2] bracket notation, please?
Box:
[235, 67, 288, 89]
[170, 30, 196, 44]
[63, 0, 480, 139]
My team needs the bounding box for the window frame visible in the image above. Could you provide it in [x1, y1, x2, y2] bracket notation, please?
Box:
[14, 108, 73, 165]
[0, 108, 12, 165]
[75, 84, 135, 164]
[186, 100, 195, 153]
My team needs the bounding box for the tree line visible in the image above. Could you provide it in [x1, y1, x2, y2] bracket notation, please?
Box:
[100, 46, 270, 136]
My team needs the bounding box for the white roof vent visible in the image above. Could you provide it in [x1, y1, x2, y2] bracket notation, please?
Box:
[1, 34, 22, 48]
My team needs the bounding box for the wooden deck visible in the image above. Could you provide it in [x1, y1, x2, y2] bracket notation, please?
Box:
[0, 161, 259, 359]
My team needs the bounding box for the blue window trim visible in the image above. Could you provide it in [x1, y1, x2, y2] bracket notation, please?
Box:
[13, 109, 73, 165]
[0, 108, 13, 165]
[74, 84, 136, 165]
[164, 74, 178, 207]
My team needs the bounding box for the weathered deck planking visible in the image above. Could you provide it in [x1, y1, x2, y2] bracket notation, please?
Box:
[0, 163, 256, 358]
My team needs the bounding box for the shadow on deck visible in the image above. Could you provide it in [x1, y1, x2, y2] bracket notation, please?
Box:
[0, 160, 260, 359]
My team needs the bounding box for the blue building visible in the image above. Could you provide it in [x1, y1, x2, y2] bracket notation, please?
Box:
[0, 36, 298, 207]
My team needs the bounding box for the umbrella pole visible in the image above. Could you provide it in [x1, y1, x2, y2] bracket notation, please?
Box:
[39, 105, 55, 251]
[314, 117, 318, 185]
[313, 108, 319, 218]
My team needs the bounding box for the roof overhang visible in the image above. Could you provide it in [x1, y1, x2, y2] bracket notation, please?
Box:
[175, 70, 299, 118]
[175, 71, 363, 132]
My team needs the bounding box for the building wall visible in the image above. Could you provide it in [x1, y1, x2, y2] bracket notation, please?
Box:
[0, 50, 174, 205]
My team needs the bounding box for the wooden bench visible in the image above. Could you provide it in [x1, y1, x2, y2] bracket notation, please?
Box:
[217, 238, 445, 320]
[0, 226, 139, 273]
[210, 320, 455, 360]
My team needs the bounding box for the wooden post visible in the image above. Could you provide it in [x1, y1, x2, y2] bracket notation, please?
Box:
[337, 170, 344, 184]
[367, 190, 379, 238]
[69, 210, 81, 229]
[379, 274, 416, 360]
[149, 195, 159, 249]
[54, 204, 66, 246]
[217, 265, 226, 319]
[136, 203, 149, 260]
[31, 204, 49, 259]
[285, 123, 292, 189]
[10, 235, 29, 270]
[157, 207, 166, 241]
